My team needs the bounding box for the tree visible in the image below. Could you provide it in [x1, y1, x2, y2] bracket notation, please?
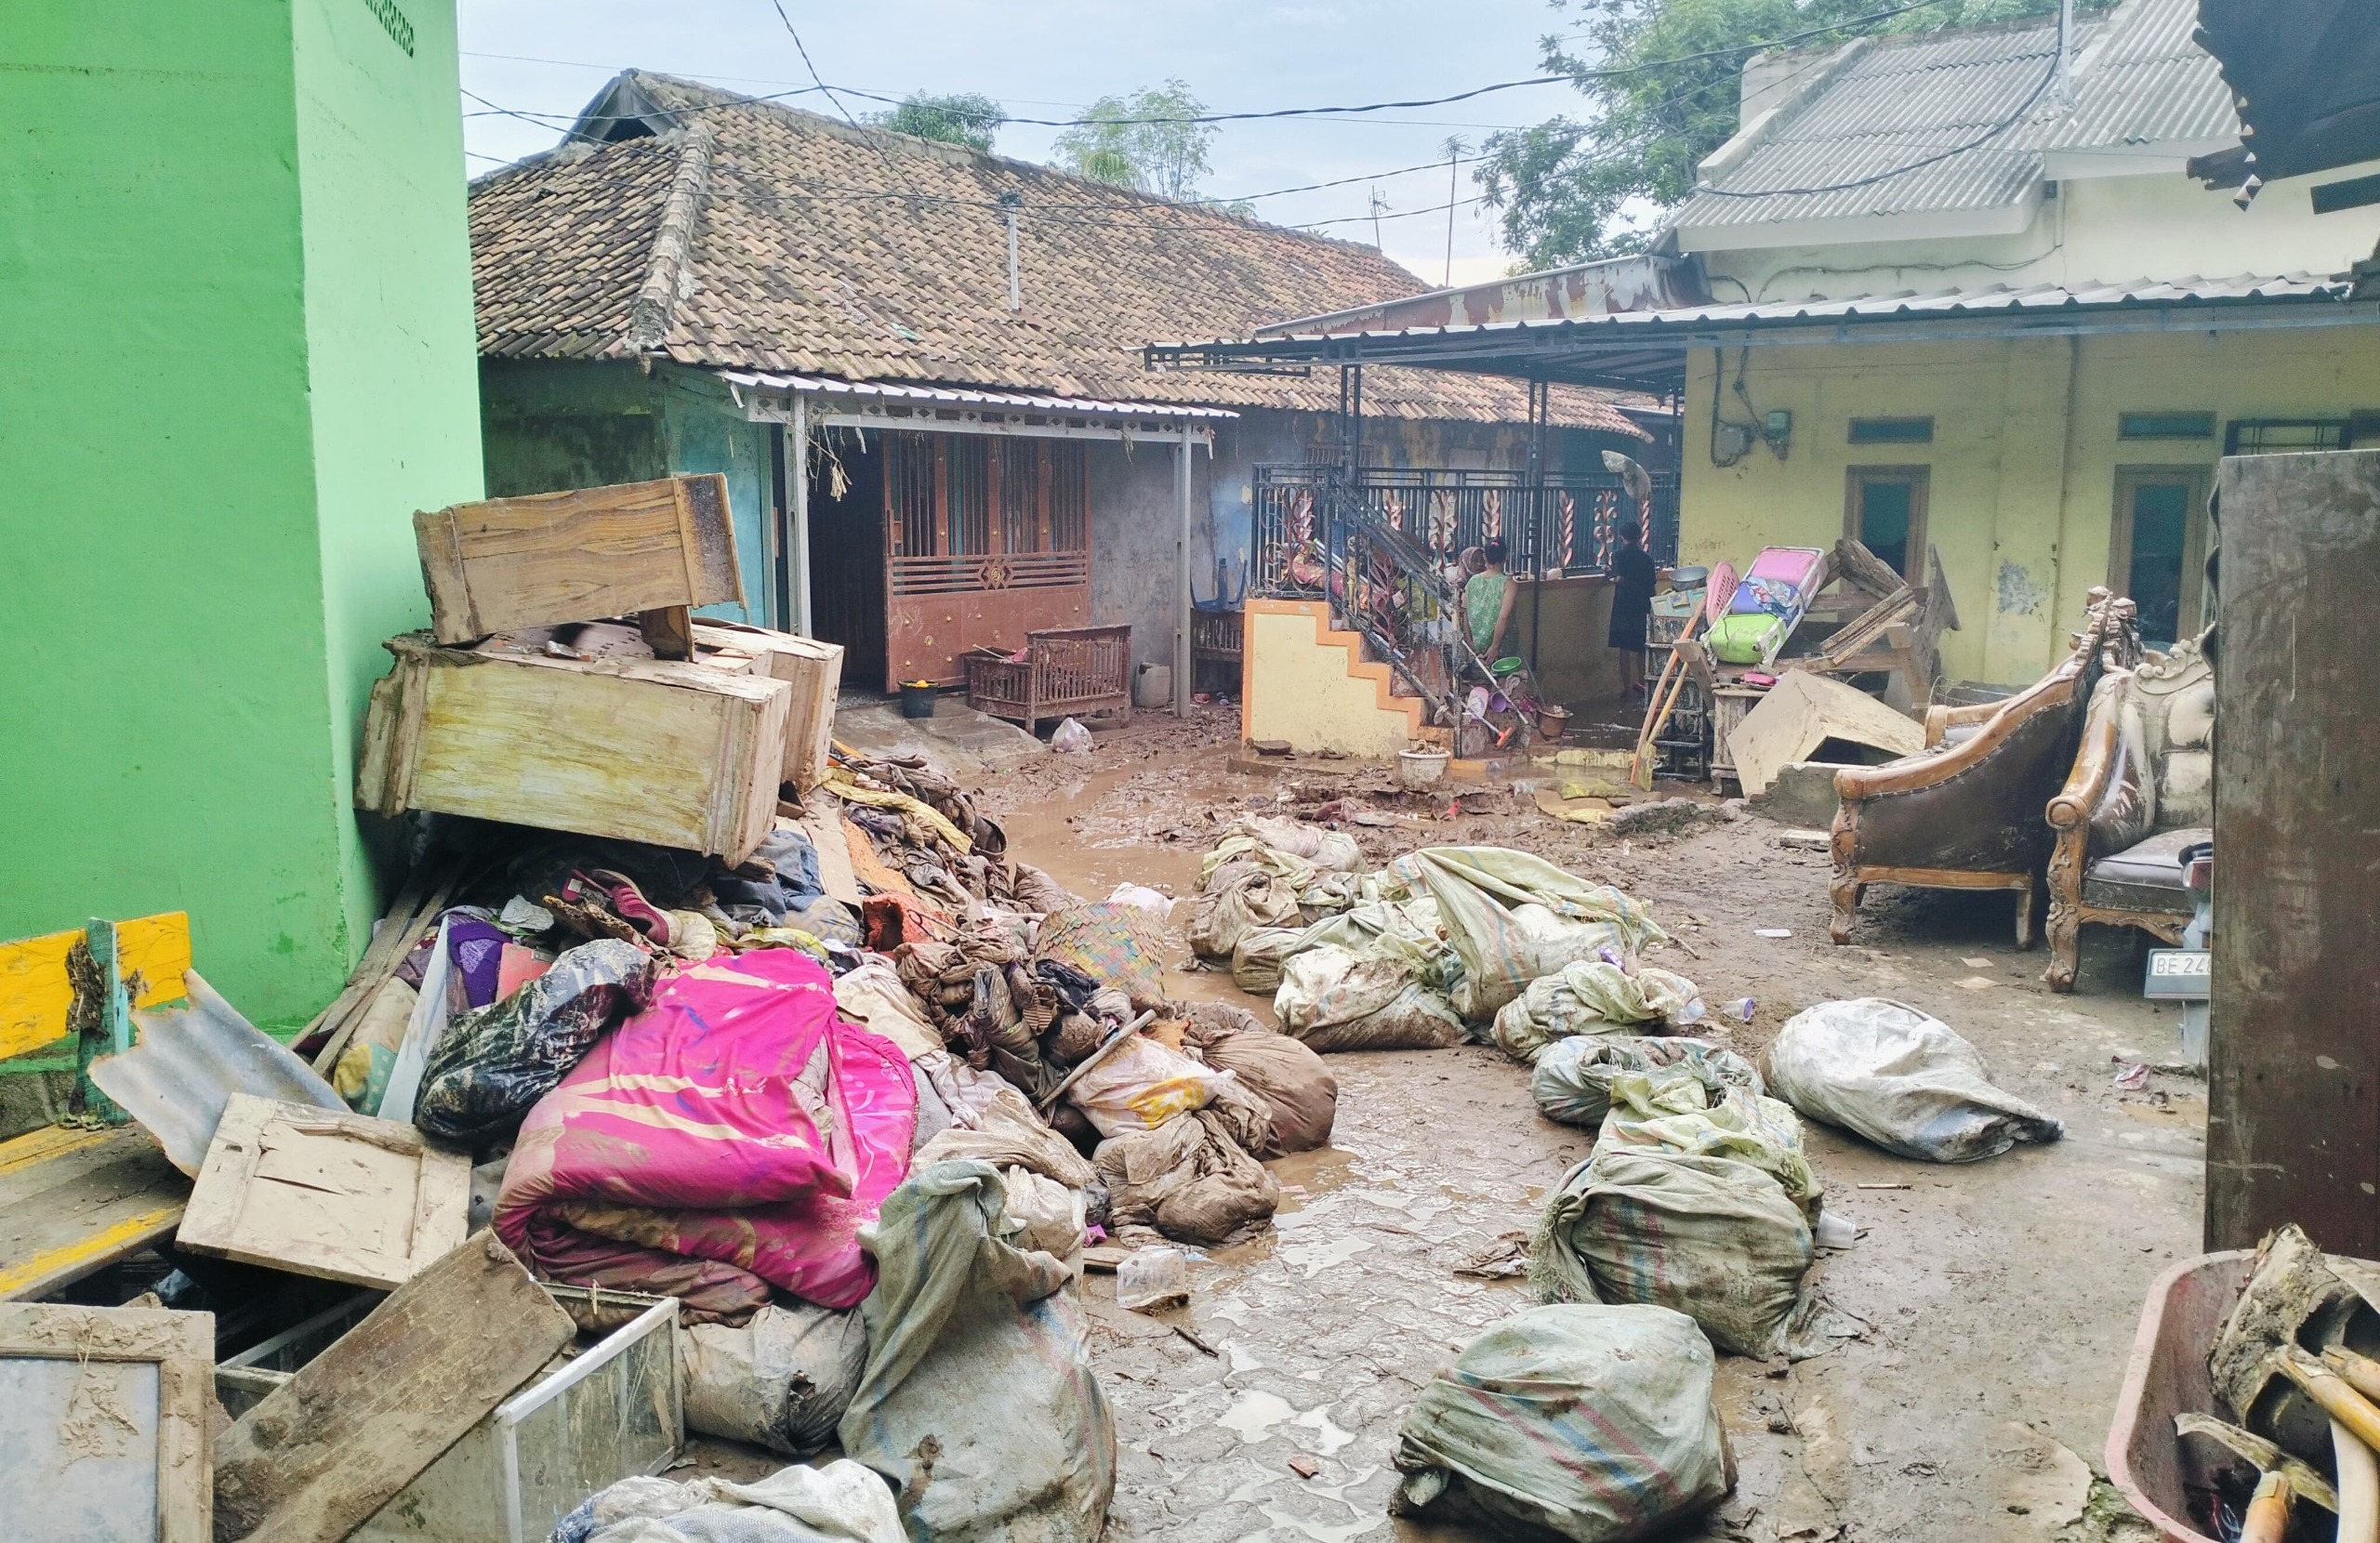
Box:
[870, 91, 1005, 153]
[1478, 0, 2096, 269]
[1052, 79, 1217, 202]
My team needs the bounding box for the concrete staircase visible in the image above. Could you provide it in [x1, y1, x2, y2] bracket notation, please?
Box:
[1239, 600, 1448, 758]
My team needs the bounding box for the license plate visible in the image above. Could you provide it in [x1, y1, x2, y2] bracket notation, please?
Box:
[2144, 949, 2210, 1000]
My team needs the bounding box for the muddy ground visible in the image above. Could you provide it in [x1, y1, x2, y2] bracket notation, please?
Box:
[974, 704, 2197, 1543]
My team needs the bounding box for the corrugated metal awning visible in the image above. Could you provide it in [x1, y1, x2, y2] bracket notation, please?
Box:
[721, 372, 1236, 435]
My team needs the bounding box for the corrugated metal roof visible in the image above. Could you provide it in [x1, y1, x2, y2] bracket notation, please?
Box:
[1675, 0, 2237, 232]
[721, 371, 1239, 419]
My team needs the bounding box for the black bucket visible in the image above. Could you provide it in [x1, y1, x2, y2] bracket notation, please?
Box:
[899, 681, 937, 719]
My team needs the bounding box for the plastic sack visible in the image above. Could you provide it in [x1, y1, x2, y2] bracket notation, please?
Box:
[414, 939, 654, 1144]
[1187, 868, 1303, 959]
[1064, 1033, 1236, 1137]
[1382, 848, 1670, 1022]
[839, 1161, 1116, 1543]
[1594, 1073, 1819, 1218]
[832, 956, 945, 1062]
[1001, 1165, 1087, 1271]
[913, 1060, 1096, 1191]
[1274, 943, 1467, 1052]
[681, 1302, 869, 1457]
[1391, 1303, 1733, 1542]
[1488, 959, 1704, 1062]
[1530, 1035, 1763, 1130]
[1104, 883, 1174, 917]
[1230, 927, 1305, 994]
[1052, 717, 1093, 753]
[1763, 997, 2064, 1163]
[1532, 1148, 1818, 1360]
[553, 1459, 904, 1543]
[1183, 1008, 1338, 1154]
[1115, 1246, 1192, 1312]
[1198, 834, 1318, 893]
[1239, 814, 1362, 873]
[1093, 1109, 1280, 1246]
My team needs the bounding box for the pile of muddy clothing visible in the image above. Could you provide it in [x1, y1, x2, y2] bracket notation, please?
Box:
[826, 751, 1072, 929]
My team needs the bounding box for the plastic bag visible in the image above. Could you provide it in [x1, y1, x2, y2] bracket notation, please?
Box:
[1064, 1033, 1236, 1137]
[1104, 883, 1174, 917]
[1382, 848, 1670, 1022]
[1229, 926, 1304, 994]
[554, 1459, 904, 1543]
[1115, 1246, 1192, 1312]
[1183, 1008, 1338, 1154]
[1093, 1109, 1280, 1246]
[1530, 1035, 1764, 1130]
[1239, 814, 1362, 873]
[1533, 1148, 1818, 1360]
[681, 1302, 869, 1456]
[1273, 943, 1467, 1052]
[414, 939, 654, 1143]
[1594, 1073, 1819, 1218]
[1488, 958, 1704, 1062]
[1052, 717, 1093, 753]
[1391, 1303, 1732, 1542]
[1763, 997, 2064, 1163]
[840, 1161, 1116, 1543]
[1187, 868, 1302, 959]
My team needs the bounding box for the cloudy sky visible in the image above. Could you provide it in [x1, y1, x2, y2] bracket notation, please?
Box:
[457, 0, 1592, 286]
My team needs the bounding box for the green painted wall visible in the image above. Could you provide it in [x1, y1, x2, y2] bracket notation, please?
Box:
[0, 1, 482, 1032]
[1677, 326, 2380, 687]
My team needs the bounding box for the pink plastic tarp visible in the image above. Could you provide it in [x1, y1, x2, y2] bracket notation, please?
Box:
[496, 947, 917, 1314]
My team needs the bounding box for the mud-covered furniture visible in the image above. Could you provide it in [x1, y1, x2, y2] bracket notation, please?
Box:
[1829, 603, 2121, 946]
[1190, 607, 1243, 696]
[963, 624, 1131, 732]
[2043, 633, 2214, 991]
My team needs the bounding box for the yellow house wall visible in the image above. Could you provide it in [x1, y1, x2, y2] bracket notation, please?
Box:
[1678, 324, 2380, 686]
[1241, 600, 1418, 758]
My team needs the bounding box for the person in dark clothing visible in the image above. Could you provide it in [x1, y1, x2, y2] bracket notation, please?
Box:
[1606, 523, 1659, 700]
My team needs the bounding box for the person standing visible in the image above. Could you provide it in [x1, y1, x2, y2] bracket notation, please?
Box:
[1463, 540, 1516, 663]
[1607, 523, 1659, 702]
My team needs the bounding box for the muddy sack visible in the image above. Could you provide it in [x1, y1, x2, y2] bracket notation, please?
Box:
[1188, 868, 1303, 959]
[1532, 1148, 1818, 1359]
[681, 1302, 869, 1457]
[1764, 998, 2064, 1163]
[553, 1459, 904, 1543]
[1183, 1007, 1338, 1154]
[1489, 958, 1704, 1063]
[1093, 1110, 1280, 1246]
[1274, 943, 1467, 1052]
[840, 1161, 1116, 1543]
[1382, 848, 1669, 1022]
[1391, 1302, 1733, 1542]
[1230, 926, 1304, 993]
[1064, 1033, 1238, 1137]
[1530, 1035, 1764, 1131]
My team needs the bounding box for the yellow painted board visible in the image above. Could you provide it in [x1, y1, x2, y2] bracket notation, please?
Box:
[0, 1204, 185, 1299]
[0, 912, 190, 1061]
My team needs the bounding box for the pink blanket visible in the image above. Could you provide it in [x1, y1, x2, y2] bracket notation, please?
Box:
[496, 948, 917, 1313]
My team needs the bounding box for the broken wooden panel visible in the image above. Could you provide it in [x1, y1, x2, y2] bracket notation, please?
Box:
[355, 634, 792, 864]
[213, 1232, 576, 1543]
[0, 1124, 189, 1301]
[694, 618, 844, 792]
[415, 475, 742, 645]
[176, 1094, 469, 1291]
[0, 1301, 214, 1543]
[1726, 669, 1924, 798]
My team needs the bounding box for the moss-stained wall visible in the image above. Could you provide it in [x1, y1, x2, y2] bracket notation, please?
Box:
[1677, 326, 2380, 686]
[0, 0, 482, 1030]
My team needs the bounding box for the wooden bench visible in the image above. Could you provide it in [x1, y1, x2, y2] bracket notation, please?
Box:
[1191, 607, 1243, 696]
[964, 625, 1131, 732]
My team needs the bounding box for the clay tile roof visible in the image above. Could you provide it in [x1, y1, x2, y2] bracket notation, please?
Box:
[469, 71, 1647, 437]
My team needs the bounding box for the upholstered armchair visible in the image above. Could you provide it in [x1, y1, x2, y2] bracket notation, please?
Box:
[2043, 633, 2214, 991]
[1830, 604, 2122, 947]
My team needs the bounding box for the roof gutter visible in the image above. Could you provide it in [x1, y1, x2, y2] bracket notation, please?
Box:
[1249, 253, 1711, 340]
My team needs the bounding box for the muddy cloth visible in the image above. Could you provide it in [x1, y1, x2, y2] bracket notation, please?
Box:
[1530, 1035, 1763, 1131]
[1531, 1147, 1820, 1361]
[1763, 998, 2064, 1163]
[1392, 1303, 1732, 1543]
[1187, 868, 1303, 959]
[840, 1161, 1116, 1543]
[1488, 959, 1705, 1063]
[1032, 903, 1171, 1011]
[682, 1302, 870, 1457]
[710, 826, 826, 922]
[509, 836, 715, 919]
[1274, 943, 1468, 1052]
[1092, 1110, 1280, 1246]
[1382, 848, 1670, 1022]
[1011, 864, 1080, 915]
[496, 949, 918, 1313]
[555, 1460, 904, 1543]
[1183, 1006, 1338, 1155]
[911, 1061, 1096, 1191]
[394, 910, 510, 1009]
[413, 939, 654, 1145]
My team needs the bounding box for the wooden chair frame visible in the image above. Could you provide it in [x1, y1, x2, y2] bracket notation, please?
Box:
[962, 625, 1132, 732]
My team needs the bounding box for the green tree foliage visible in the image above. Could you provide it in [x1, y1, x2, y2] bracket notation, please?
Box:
[871, 91, 1006, 153]
[1052, 79, 1218, 201]
[1479, 0, 2096, 268]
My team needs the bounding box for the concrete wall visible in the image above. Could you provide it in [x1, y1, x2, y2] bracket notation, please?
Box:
[1240, 601, 1423, 758]
[0, 0, 483, 1031]
[1677, 324, 2380, 687]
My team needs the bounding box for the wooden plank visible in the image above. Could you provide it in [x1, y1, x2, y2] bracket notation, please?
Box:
[176, 1095, 469, 1291]
[412, 474, 742, 644]
[214, 1231, 576, 1543]
[0, 1125, 189, 1299]
[0, 1302, 214, 1542]
[636, 604, 694, 662]
[788, 795, 864, 907]
[694, 619, 844, 791]
[1, 914, 189, 1062]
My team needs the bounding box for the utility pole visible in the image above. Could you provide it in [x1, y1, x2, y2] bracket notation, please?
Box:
[2055, 0, 2076, 109]
[1440, 137, 1466, 287]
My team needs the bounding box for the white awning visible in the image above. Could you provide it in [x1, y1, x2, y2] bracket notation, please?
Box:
[721, 371, 1233, 442]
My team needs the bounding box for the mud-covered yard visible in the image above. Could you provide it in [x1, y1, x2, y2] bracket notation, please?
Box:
[975, 706, 2198, 1543]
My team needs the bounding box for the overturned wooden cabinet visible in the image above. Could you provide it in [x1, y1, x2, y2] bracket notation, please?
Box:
[357, 633, 790, 864]
[693, 619, 843, 792]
